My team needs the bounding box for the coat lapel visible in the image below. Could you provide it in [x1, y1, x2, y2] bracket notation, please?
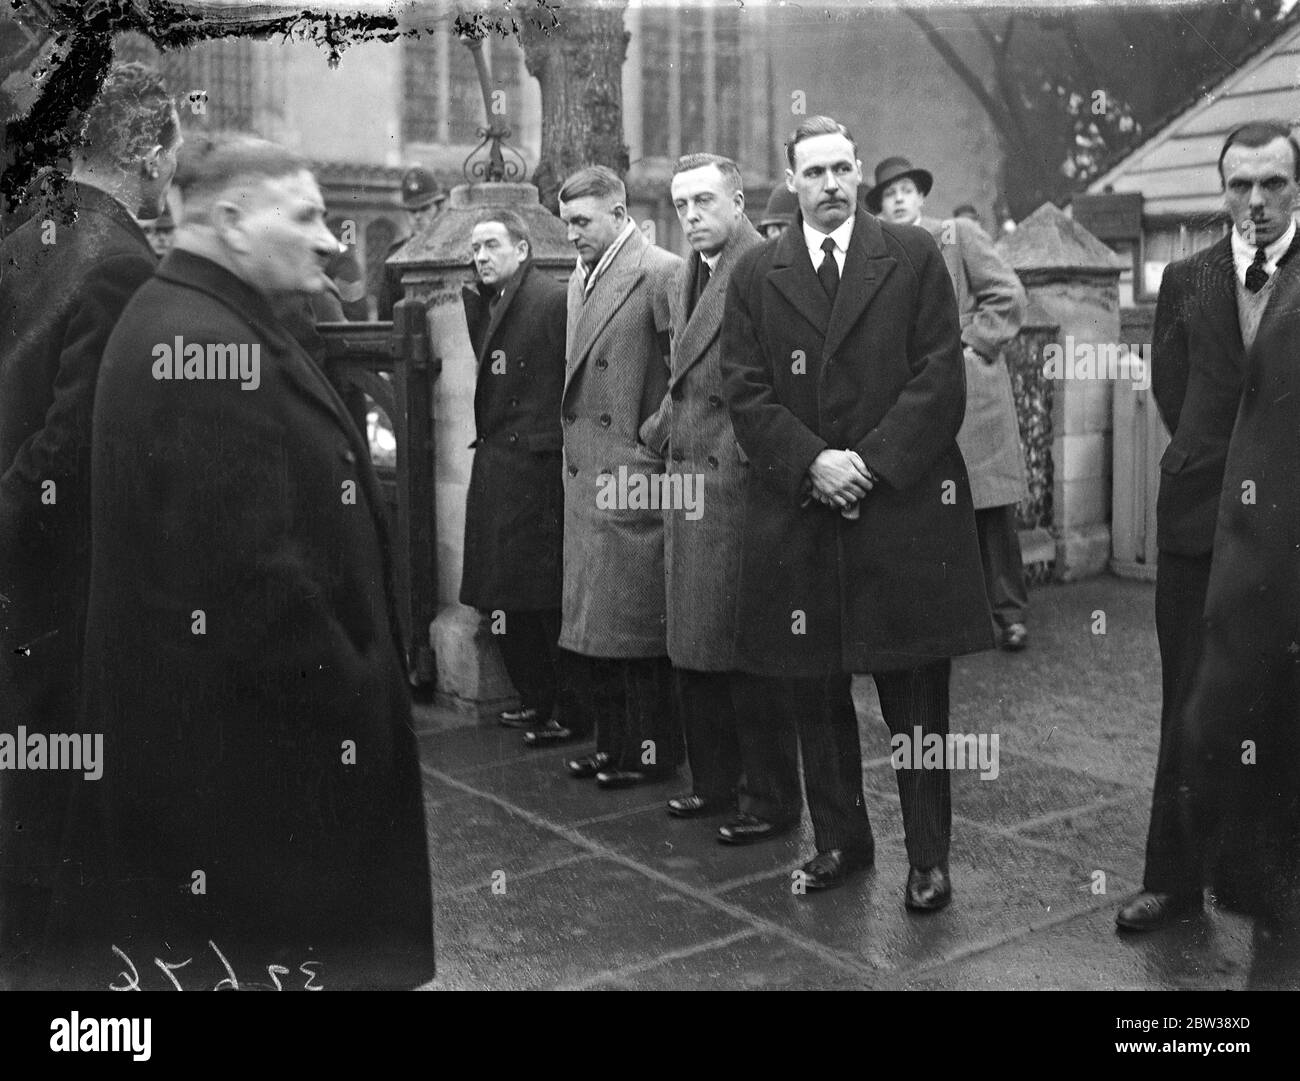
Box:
[1252, 226, 1300, 338]
[477, 260, 530, 364]
[564, 228, 648, 396]
[769, 221, 831, 337]
[824, 212, 896, 359]
[1199, 236, 1244, 368]
[670, 217, 761, 387]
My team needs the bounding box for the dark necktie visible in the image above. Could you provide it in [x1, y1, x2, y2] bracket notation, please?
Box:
[689, 258, 710, 318]
[1245, 245, 1269, 293]
[817, 236, 839, 300]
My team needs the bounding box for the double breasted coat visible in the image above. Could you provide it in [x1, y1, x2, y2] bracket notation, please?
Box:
[640, 217, 763, 671]
[559, 226, 682, 658]
[0, 183, 156, 913]
[920, 215, 1028, 511]
[75, 250, 435, 988]
[459, 260, 567, 612]
[720, 213, 993, 676]
[1182, 239, 1300, 916]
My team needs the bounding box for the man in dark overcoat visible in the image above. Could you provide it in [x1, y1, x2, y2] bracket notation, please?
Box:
[0, 63, 181, 985]
[557, 166, 684, 789]
[1117, 122, 1300, 933]
[78, 135, 434, 990]
[720, 116, 992, 910]
[1179, 122, 1300, 946]
[640, 153, 761, 818]
[459, 209, 576, 745]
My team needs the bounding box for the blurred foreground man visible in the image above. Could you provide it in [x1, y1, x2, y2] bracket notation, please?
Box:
[1171, 123, 1300, 962]
[557, 166, 684, 789]
[79, 135, 434, 989]
[0, 62, 180, 987]
[641, 154, 761, 818]
[870, 156, 1030, 652]
[459, 210, 576, 746]
[720, 117, 991, 909]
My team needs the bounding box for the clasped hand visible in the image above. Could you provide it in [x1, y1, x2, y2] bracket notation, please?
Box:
[808, 448, 873, 509]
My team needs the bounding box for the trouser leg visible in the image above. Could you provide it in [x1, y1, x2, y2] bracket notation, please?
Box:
[793, 674, 873, 853]
[673, 668, 743, 804]
[729, 674, 801, 824]
[976, 504, 1028, 630]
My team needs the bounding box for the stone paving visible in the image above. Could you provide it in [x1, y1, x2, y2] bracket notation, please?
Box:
[413, 574, 1291, 991]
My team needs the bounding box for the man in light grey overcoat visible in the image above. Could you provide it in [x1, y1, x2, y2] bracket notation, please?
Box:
[557, 166, 685, 788]
[640, 154, 762, 820]
[870, 156, 1031, 651]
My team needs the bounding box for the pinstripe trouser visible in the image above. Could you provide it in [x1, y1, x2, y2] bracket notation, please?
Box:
[732, 659, 953, 867]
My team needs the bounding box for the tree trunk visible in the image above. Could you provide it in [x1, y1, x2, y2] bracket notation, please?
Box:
[519, 0, 629, 214]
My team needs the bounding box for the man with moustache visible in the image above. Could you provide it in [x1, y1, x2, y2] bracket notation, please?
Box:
[459, 209, 577, 746]
[639, 154, 761, 819]
[80, 135, 435, 989]
[720, 117, 991, 908]
[0, 62, 181, 985]
[870, 156, 1030, 652]
[1137, 122, 1300, 942]
[557, 166, 684, 789]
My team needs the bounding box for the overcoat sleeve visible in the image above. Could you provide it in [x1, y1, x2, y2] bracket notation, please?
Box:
[851, 235, 966, 491]
[721, 252, 828, 502]
[1151, 262, 1190, 436]
[955, 218, 1025, 359]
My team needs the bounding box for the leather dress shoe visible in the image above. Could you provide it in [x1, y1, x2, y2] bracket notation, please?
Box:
[522, 720, 583, 747]
[595, 768, 673, 789]
[499, 706, 545, 729]
[566, 751, 613, 779]
[666, 794, 729, 819]
[905, 865, 952, 912]
[999, 623, 1028, 652]
[799, 847, 875, 891]
[717, 812, 796, 846]
[1115, 890, 1201, 932]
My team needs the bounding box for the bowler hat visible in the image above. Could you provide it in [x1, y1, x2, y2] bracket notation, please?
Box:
[758, 183, 799, 230]
[400, 165, 447, 211]
[864, 156, 933, 213]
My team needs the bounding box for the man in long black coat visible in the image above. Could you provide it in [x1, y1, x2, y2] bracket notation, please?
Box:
[1117, 122, 1300, 933]
[1180, 123, 1300, 944]
[0, 63, 181, 985]
[77, 135, 434, 990]
[720, 117, 991, 910]
[460, 210, 575, 744]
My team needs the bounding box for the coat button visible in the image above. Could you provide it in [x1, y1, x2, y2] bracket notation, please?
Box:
[341, 448, 356, 463]
[567, 464, 578, 477]
[671, 450, 684, 462]
[509, 396, 520, 408]
[508, 432, 518, 445]
[596, 358, 608, 370]
[599, 413, 611, 428]
[565, 413, 576, 425]
[708, 394, 723, 408]
[671, 387, 684, 402]
[707, 455, 719, 467]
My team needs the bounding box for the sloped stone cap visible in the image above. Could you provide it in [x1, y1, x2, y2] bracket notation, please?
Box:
[390, 183, 574, 268]
[997, 202, 1127, 275]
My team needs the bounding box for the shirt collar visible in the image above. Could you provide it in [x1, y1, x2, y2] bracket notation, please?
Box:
[579, 219, 638, 294]
[701, 250, 721, 273]
[802, 213, 856, 258]
[1231, 216, 1296, 284]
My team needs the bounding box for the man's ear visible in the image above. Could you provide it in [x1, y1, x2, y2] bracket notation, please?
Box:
[138, 143, 164, 179]
[785, 168, 795, 194]
[211, 200, 250, 254]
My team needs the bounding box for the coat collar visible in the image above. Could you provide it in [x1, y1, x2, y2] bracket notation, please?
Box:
[566, 226, 650, 384]
[671, 216, 761, 384]
[61, 179, 153, 250]
[770, 211, 896, 357]
[463, 259, 534, 364]
[156, 248, 351, 432]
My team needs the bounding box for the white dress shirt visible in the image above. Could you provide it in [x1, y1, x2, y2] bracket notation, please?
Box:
[803, 214, 855, 277]
[1231, 216, 1296, 287]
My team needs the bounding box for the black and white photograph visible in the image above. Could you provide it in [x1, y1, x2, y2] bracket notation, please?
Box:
[0, 0, 1297, 1034]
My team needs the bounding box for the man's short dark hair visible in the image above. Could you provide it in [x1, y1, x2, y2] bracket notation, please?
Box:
[79, 62, 178, 168]
[1218, 121, 1300, 185]
[558, 165, 625, 205]
[785, 116, 858, 170]
[672, 153, 743, 194]
[472, 209, 531, 252]
[174, 134, 311, 221]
